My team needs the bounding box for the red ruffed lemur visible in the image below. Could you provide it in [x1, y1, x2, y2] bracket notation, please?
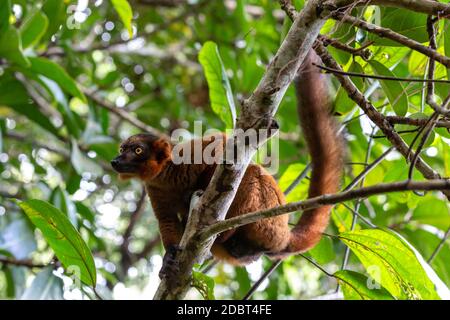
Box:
[111, 50, 344, 269]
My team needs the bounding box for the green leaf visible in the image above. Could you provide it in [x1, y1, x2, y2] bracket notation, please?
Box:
[19, 200, 97, 286]
[335, 61, 365, 114]
[0, 26, 30, 67]
[9, 104, 60, 137]
[20, 267, 64, 300]
[0, 0, 11, 34]
[0, 75, 60, 136]
[278, 163, 308, 202]
[335, 270, 394, 300]
[368, 8, 428, 46]
[372, 46, 410, 70]
[0, 75, 30, 106]
[70, 139, 103, 176]
[192, 270, 215, 300]
[50, 187, 78, 228]
[308, 237, 335, 265]
[111, 0, 133, 36]
[199, 41, 237, 129]
[402, 228, 450, 287]
[411, 198, 450, 230]
[339, 228, 445, 299]
[20, 11, 49, 49]
[369, 60, 408, 116]
[42, 0, 65, 42]
[75, 202, 95, 224]
[37, 75, 83, 139]
[28, 57, 86, 102]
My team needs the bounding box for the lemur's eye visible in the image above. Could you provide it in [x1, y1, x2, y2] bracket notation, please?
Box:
[119, 147, 124, 153]
[135, 147, 143, 155]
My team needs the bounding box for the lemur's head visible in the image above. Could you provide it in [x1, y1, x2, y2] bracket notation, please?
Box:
[111, 133, 171, 181]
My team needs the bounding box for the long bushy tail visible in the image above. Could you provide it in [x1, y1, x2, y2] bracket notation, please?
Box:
[286, 49, 344, 253]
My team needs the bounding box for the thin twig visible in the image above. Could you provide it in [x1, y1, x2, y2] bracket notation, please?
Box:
[0, 257, 47, 268]
[428, 226, 450, 263]
[386, 116, 450, 129]
[242, 260, 282, 300]
[341, 203, 376, 228]
[83, 88, 165, 138]
[319, 35, 372, 60]
[343, 146, 394, 192]
[120, 189, 148, 272]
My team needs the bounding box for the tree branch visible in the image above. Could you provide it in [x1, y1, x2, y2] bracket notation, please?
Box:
[83, 88, 165, 138]
[315, 63, 450, 83]
[200, 179, 450, 239]
[0, 257, 47, 268]
[319, 35, 373, 60]
[332, 12, 450, 69]
[386, 116, 450, 129]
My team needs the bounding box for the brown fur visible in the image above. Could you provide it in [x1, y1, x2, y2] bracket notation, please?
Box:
[111, 50, 343, 264]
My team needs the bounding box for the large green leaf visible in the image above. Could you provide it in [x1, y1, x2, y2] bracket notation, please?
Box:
[20, 11, 49, 49]
[38, 76, 83, 139]
[402, 228, 450, 287]
[70, 139, 103, 176]
[278, 162, 308, 202]
[335, 270, 394, 300]
[9, 104, 60, 137]
[192, 270, 215, 300]
[0, 26, 30, 67]
[28, 57, 86, 102]
[0, 75, 58, 135]
[0, 0, 11, 34]
[42, 0, 65, 41]
[111, 0, 133, 36]
[19, 200, 97, 286]
[339, 228, 446, 299]
[308, 237, 335, 265]
[368, 8, 428, 46]
[199, 41, 237, 129]
[50, 187, 78, 227]
[369, 60, 408, 116]
[20, 267, 64, 300]
[411, 198, 450, 230]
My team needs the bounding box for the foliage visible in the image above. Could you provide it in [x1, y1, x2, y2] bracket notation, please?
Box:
[0, 0, 449, 300]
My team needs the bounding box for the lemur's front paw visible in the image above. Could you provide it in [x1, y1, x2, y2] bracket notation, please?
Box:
[159, 245, 182, 282]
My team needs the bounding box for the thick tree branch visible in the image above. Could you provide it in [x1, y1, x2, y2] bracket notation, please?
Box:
[200, 180, 450, 238]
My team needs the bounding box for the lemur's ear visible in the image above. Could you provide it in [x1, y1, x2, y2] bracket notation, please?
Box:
[139, 139, 171, 181]
[153, 138, 172, 163]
